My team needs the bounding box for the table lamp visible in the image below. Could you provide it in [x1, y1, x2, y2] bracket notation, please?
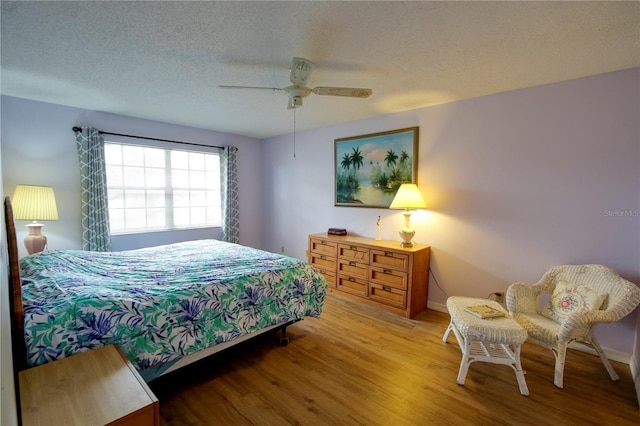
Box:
[389, 183, 426, 247]
[12, 185, 59, 254]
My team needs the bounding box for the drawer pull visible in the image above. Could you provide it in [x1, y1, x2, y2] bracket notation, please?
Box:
[320, 255, 326, 260]
[320, 240, 327, 245]
[350, 245, 357, 250]
[349, 261, 356, 266]
[348, 277, 355, 282]
[382, 285, 392, 292]
[383, 269, 392, 274]
[384, 251, 394, 257]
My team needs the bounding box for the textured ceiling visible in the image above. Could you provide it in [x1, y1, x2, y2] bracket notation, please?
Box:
[1, 1, 638, 139]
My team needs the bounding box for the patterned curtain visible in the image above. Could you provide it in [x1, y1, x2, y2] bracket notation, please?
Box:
[220, 146, 239, 244]
[75, 127, 111, 251]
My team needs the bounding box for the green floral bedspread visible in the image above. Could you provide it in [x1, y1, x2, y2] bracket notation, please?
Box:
[20, 240, 327, 379]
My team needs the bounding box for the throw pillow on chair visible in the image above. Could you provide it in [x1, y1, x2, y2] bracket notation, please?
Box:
[540, 281, 608, 323]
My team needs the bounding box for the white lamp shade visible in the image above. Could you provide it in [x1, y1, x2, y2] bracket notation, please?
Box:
[389, 184, 426, 210]
[12, 185, 59, 221]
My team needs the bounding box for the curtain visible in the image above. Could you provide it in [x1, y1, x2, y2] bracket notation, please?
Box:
[75, 127, 111, 251]
[220, 146, 239, 244]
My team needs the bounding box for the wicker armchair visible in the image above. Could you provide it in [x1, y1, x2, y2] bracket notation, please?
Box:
[506, 264, 640, 388]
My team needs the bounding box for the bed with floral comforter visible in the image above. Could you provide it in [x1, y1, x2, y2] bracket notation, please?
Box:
[19, 239, 327, 381]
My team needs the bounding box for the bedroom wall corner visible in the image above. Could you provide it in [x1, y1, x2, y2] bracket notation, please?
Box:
[261, 68, 640, 355]
[0, 95, 264, 255]
[0, 139, 19, 425]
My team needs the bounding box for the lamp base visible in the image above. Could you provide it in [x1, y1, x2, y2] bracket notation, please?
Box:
[398, 230, 415, 247]
[25, 223, 47, 254]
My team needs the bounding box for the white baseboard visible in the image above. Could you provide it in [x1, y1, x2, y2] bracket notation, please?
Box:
[427, 300, 447, 314]
[567, 341, 630, 364]
[427, 300, 632, 365]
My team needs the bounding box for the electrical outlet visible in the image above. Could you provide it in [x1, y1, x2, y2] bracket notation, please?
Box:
[494, 291, 505, 303]
[281, 246, 285, 253]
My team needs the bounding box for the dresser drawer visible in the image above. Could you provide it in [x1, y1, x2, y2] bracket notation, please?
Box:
[309, 253, 337, 272]
[369, 283, 407, 309]
[370, 249, 409, 271]
[319, 271, 336, 288]
[337, 259, 368, 280]
[338, 243, 370, 262]
[369, 266, 408, 290]
[337, 274, 368, 297]
[310, 238, 338, 257]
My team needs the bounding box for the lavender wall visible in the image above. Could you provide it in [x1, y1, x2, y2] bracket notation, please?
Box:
[0, 149, 18, 425]
[1, 96, 263, 257]
[261, 68, 640, 354]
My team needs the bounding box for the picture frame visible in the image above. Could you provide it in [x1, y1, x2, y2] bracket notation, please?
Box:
[335, 126, 419, 208]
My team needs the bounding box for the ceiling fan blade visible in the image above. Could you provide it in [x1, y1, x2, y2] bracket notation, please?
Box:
[312, 87, 372, 98]
[290, 57, 315, 86]
[218, 85, 282, 91]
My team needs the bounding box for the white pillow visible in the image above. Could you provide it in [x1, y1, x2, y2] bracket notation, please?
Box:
[540, 281, 607, 323]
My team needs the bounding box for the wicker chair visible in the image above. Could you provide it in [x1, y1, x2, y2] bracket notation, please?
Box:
[506, 264, 640, 388]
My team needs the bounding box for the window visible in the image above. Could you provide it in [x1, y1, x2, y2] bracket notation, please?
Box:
[104, 142, 221, 234]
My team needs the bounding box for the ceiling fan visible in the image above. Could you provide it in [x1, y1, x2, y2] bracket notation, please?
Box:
[219, 57, 373, 109]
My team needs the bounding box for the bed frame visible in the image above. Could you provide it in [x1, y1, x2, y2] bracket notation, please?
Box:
[5, 197, 27, 373]
[5, 196, 25, 424]
[4, 196, 294, 382]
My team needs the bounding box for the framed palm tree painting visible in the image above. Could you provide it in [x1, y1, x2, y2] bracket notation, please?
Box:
[334, 127, 418, 208]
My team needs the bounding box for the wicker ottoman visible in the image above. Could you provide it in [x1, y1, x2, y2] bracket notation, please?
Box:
[442, 296, 529, 396]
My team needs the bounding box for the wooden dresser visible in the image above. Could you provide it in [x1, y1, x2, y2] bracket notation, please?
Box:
[308, 233, 430, 318]
[19, 344, 159, 426]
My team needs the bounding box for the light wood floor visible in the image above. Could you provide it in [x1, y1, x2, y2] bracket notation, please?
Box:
[150, 294, 640, 426]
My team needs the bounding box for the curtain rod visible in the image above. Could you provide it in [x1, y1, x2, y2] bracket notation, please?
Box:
[72, 127, 236, 151]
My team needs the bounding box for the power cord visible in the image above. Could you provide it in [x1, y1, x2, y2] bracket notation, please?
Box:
[430, 268, 448, 298]
[486, 291, 505, 303]
[429, 269, 504, 303]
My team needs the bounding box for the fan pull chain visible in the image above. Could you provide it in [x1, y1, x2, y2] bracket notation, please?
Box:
[293, 107, 297, 158]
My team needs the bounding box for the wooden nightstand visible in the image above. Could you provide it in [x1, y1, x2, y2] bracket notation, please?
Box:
[19, 344, 159, 426]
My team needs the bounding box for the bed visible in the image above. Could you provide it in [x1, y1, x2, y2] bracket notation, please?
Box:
[4, 197, 327, 382]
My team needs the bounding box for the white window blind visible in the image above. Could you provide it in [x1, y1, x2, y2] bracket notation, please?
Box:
[104, 142, 222, 234]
